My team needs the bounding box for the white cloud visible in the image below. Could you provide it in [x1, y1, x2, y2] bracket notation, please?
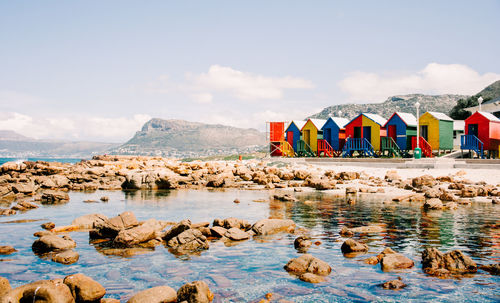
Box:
[0, 112, 151, 142]
[191, 93, 213, 104]
[338, 63, 500, 102]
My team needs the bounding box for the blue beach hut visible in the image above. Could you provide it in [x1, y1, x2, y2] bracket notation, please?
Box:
[383, 112, 417, 150]
[285, 120, 306, 152]
[321, 117, 349, 150]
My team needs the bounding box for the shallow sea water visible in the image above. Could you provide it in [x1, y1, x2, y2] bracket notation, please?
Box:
[0, 189, 499, 302]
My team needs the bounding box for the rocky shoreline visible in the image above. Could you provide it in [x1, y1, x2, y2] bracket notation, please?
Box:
[0, 155, 499, 302]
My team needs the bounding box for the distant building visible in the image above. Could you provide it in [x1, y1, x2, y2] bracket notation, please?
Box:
[465, 96, 500, 118]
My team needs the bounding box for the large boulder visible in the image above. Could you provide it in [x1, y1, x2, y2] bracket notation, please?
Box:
[41, 190, 70, 204]
[177, 281, 214, 303]
[379, 249, 414, 271]
[11, 182, 36, 195]
[114, 219, 163, 246]
[213, 218, 251, 230]
[224, 228, 250, 241]
[127, 286, 177, 303]
[251, 219, 295, 235]
[32, 235, 76, 253]
[460, 186, 478, 198]
[421, 247, 477, 277]
[423, 198, 443, 210]
[1, 279, 74, 303]
[294, 236, 312, 251]
[284, 254, 331, 276]
[63, 273, 106, 302]
[480, 264, 500, 275]
[341, 239, 368, 255]
[166, 229, 209, 253]
[71, 214, 109, 229]
[92, 212, 138, 238]
[412, 175, 437, 188]
[52, 250, 79, 265]
[162, 219, 192, 242]
[0, 277, 11, 297]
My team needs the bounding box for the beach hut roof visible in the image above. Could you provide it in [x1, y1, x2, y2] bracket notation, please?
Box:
[363, 113, 387, 126]
[477, 111, 500, 122]
[395, 112, 417, 126]
[453, 120, 465, 131]
[304, 119, 327, 130]
[327, 117, 349, 128]
[427, 112, 453, 121]
[289, 120, 307, 130]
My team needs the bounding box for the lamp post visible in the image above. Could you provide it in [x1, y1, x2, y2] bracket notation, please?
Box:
[478, 96, 483, 112]
[338, 110, 342, 117]
[414, 101, 421, 159]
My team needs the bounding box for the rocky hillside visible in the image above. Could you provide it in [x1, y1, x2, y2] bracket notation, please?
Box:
[112, 119, 267, 158]
[309, 94, 468, 120]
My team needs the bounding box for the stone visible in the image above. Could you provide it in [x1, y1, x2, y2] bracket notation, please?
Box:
[101, 299, 120, 303]
[100, 196, 109, 202]
[52, 250, 79, 265]
[439, 191, 457, 201]
[32, 235, 76, 253]
[444, 202, 458, 210]
[421, 247, 477, 276]
[224, 228, 250, 241]
[206, 175, 225, 188]
[273, 193, 297, 202]
[210, 226, 227, 238]
[0, 276, 11, 297]
[294, 236, 312, 250]
[41, 190, 70, 204]
[2, 279, 74, 303]
[299, 273, 325, 283]
[11, 182, 35, 195]
[64, 273, 106, 302]
[345, 187, 357, 194]
[114, 219, 163, 246]
[337, 172, 360, 180]
[0, 245, 17, 255]
[41, 222, 56, 230]
[284, 254, 331, 276]
[339, 226, 354, 237]
[93, 211, 139, 238]
[381, 277, 406, 290]
[167, 229, 209, 253]
[177, 281, 213, 303]
[304, 178, 335, 190]
[252, 219, 295, 235]
[423, 198, 443, 210]
[461, 186, 478, 198]
[293, 170, 310, 180]
[127, 286, 177, 303]
[72, 214, 109, 229]
[480, 264, 500, 275]
[384, 170, 401, 181]
[162, 219, 192, 242]
[349, 225, 384, 233]
[34, 230, 54, 237]
[213, 218, 251, 230]
[412, 175, 437, 188]
[380, 251, 414, 271]
[424, 188, 441, 199]
[341, 239, 368, 254]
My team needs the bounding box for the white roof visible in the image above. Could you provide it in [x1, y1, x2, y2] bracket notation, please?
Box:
[427, 111, 453, 121]
[363, 113, 387, 126]
[453, 120, 465, 131]
[477, 111, 500, 122]
[307, 119, 327, 130]
[327, 117, 349, 128]
[288, 120, 306, 130]
[395, 112, 417, 126]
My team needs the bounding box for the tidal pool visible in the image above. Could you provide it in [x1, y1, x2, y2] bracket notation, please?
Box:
[1, 189, 499, 302]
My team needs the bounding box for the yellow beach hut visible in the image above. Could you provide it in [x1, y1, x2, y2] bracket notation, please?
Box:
[300, 119, 327, 153]
[418, 112, 454, 152]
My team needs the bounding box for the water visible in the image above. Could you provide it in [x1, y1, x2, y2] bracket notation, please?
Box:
[0, 158, 83, 166]
[0, 189, 499, 302]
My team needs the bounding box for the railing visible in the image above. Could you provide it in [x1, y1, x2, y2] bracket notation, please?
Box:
[297, 139, 315, 157]
[411, 136, 433, 157]
[270, 141, 295, 157]
[317, 139, 334, 157]
[460, 135, 484, 159]
[381, 136, 402, 157]
[342, 137, 376, 157]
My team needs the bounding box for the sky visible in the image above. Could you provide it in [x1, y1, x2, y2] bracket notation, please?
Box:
[1, 1, 500, 142]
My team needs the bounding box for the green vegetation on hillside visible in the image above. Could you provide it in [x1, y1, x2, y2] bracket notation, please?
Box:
[449, 80, 500, 120]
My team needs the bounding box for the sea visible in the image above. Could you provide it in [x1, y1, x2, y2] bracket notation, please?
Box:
[0, 157, 84, 166]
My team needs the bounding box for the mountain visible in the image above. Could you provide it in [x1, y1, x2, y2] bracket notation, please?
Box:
[309, 94, 468, 121]
[449, 80, 500, 119]
[0, 130, 117, 158]
[111, 118, 267, 158]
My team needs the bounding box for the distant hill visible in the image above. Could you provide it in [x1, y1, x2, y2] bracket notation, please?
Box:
[111, 118, 267, 158]
[309, 94, 468, 120]
[449, 80, 500, 119]
[0, 130, 117, 158]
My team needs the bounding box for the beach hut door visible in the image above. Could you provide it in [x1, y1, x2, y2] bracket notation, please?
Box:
[388, 125, 397, 140]
[468, 124, 478, 137]
[287, 131, 294, 146]
[304, 130, 310, 145]
[363, 126, 371, 143]
[420, 125, 428, 141]
[354, 127, 362, 138]
[324, 128, 331, 144]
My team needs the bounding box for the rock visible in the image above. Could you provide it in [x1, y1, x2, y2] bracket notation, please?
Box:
[363, 256, 379, 265]
[381, 277, 406, 290]
[11, 201, 39, 211]
[0, 277, 11, 297]
[304, 178, 336, 190]
[384, 170, 401, 181]
[100, 196, 109, 202]
[424, 187, 441, 199]
[339, 226, 354, 237]
[63, 273, 106, 302]
[439, 191, 457, 202]
[421, 247, 477, 276]
[101, 299, 120, 303]
[337, 172, 360, 180]
[299, 273, 325, 283]
[41, 222, 56, 230]
[167, 229, 209, 253]
[294, 236, 312, 251]
[341, 239, 368, 254]
[460, 186, 478, 198]
[11, 182, 36, 195]
[41, 190, 70, 204]
[72, 214, 109, 229]
[52, 250, 79, 265]
[162, 219, 192, 242]
[480, 264, 500, 275]
[350, 225, 384, 233]
[233, 199, 240, 204]
[0, 208, 16, 216]
[92, 211, 139, 238]
[252, 219, 295, 235]
[284, 254, 331, 276]
[32, 235, 76, 253]
[493, 198, 499, 204]
[213, 218, 251, 230]
[379, 250, 414, 271]
[127, 286, 177, 303]
[444, 202, 458, 210]
[273, 193, 297, 202]
[293, 170, 310, 180]
[209, 226, 227, 238]
[114, 219, 163, 246]
[2, 279, 74, 303]
[177, 281, 213, 303]
[423, 198, 443, 210]
[224, 228, 250, 241]
[34, 230, 54, 237]
[206, 175, 225, 188]
[345, 187, 357, 194]
[0, 245, 17, 255]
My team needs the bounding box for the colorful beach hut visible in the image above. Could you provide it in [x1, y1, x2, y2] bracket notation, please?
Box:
[461, 111, 500, 158]
[384, 112, 417, 151]
[418, 112, 454, 152]
[300, 119, 327, 154]
[284, 120, 306, 152]
[321, 117, 349, 151]
[344, 113, 387, 153]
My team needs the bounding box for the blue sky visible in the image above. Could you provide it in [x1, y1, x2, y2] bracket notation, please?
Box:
[1, 1, 499, 142]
